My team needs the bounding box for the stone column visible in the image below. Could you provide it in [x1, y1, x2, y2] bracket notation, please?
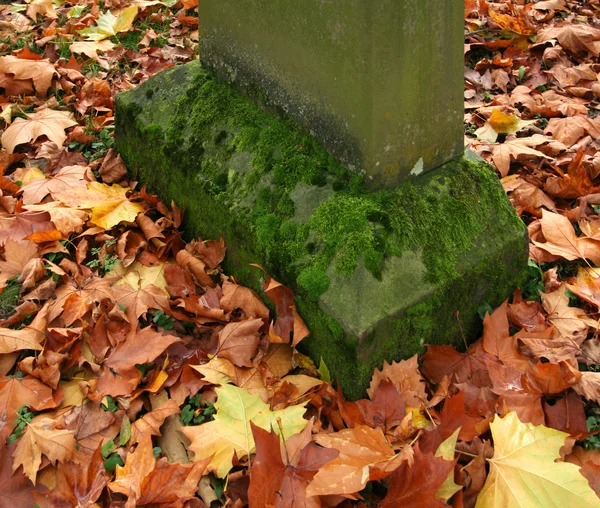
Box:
[199, 0, 464, 189]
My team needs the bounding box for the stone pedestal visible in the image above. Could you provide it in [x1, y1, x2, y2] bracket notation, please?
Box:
[199, 0, 464, 189]
[115, 62, 528, 398]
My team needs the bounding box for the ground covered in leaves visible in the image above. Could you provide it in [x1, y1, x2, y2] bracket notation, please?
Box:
[2, 0, 600, 506]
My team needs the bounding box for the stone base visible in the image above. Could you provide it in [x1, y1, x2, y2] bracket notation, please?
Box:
[115, 61, 528, 399]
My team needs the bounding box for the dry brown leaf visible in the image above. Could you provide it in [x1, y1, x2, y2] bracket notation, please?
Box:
[0, 56, 56, 96]
[306, 425, 411, 496]
[1, 109, 77, 154]
[12, 418, 76, 484]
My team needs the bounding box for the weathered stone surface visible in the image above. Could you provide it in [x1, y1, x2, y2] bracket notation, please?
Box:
[199, 0, 464, 189]
[115, 62, 528, 399]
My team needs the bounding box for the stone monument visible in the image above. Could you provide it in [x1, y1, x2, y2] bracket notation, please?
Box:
[115, 0, 528, 398]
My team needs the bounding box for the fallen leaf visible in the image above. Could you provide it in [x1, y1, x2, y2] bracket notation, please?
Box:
[1, 109, 77, 154]
[53, 182, 145, 230]
[215, 318, 262, 367]
[80, 6, 139, 42]
[306, 425, 410, 496]
[0, 56, 57, 96]
[12, 417, 76, 484]
[381, 443, 453, 507]
[181, 384, 307, 477]
[367, 355, 427, 407]
[476, 412, 600, 506]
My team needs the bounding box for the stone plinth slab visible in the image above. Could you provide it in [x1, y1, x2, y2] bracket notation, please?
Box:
[115, 62, 528, 399]
[199, 0, 464, 189]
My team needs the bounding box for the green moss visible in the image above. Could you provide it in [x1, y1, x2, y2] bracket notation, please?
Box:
[297, 266, 330, 300]
[0, 282, 20, 320]
[115, 61, 528, 399]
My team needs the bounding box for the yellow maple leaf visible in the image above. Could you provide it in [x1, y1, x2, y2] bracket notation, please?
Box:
[53, 182, 144, 230]
[435, 428, 461, 502]
[1, 109, 77, 154]
[109, 260, 168, 292]
[476, 412, 600, 507]
[79, 6, 139, 42]
[181, 384, 307, 478]
[488, 109, 520, 134]
[12, 418, 76, 484]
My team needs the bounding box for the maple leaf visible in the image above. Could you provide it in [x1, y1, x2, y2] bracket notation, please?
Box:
[23, 202, 89, 237]
[489, 4, 535, 35]
[482, 300, 528, 371]
[69, 40, 116, 61]
[33, 443, 108, 507]
[108, 432, 156, 502]
[181, 384, 307, 478]
[0, 444, 42, 508]
[248, 421, 338, 507]
[0, 375, 56, 444]
[20, 165, 90, 205]
[538, 24, 600, 56]
[46, 276, 113, 324]
[545, 116, 600, 147]
[137, 457, 208, 507]
[567, 267, 600, 308]
[220, 282, 269, 320]
[129, 399, 180, 445]
[380, 443, 454, 507]
[260, 271, 309, 346]
[367, 354, 427, 407]
[434, 428, 462, 501]
[26, 0, 58, 21]
[339, 379, 406, 431]
[0, 56, 57, 96]
[215, 318, 263, 367]
[1, 109, 77, 154]
[112, 282, 169, 322]
[476, 412, 600, 506]
[541, 284, 598, 345]
[53, 182, 145, 230]
[488, 134, 552, 177]
[0, 238, 38, 290]
[12, 417, 76, 484]
[104, 326, 180, 375]
[305, 425, 411, 496]
[533, 210, 600, 265]
[0, 326, 43, 354]
[573, 371, 600, 405]
[79, 6, 139, 42]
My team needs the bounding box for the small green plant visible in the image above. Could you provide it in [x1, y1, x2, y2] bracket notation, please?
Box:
[521, 259, 545, 301]
[101, 439, 125, 472]
[583, 415, 600, 451]
[534, 113, 549, 129]
[153, 309, 175, 330]
[69, 126, 115, 162]
[101, 395, 119, 413]
[8, 406, 35, 445]
[180, 394, 216, 426]
[86, 238, 118, 273]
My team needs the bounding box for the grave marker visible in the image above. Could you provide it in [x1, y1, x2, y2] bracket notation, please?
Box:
[200, 0, 464, 189]
[116, 1, 528, 398]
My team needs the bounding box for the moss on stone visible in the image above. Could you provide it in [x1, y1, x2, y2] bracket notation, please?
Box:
[115, 61, 528, 399]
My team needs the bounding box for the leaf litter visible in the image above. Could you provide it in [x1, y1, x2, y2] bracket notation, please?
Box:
[1, 0, 600, 505]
